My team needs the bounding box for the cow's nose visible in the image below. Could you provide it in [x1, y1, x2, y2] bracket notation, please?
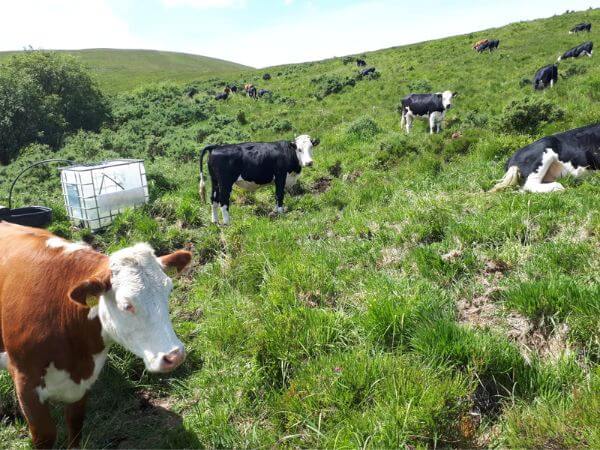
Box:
[306, 161, 314, 167]
[160, 347, 186, 372]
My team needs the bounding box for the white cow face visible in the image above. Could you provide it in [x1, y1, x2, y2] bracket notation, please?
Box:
[69, 244, 192, 373]
[441, 90, 455, 109]
[294, 134, 320, 167]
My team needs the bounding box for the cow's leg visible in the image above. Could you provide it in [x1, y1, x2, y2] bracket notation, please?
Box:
[550, 79, 554, 88]
[429, 115, 436, 134]
[211, 184, 220, 224]
[65, 394, 88, 449]
[274, 175, 286, 214]
[218, 182, 233, 225]
[11, 369, 56, 449]
[405, 114, 413, 134]
[400, 112, 406, 130]
[522, 148, 565, 193]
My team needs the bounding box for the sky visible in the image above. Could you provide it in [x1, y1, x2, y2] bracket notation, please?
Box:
[0, 0, 597, 68]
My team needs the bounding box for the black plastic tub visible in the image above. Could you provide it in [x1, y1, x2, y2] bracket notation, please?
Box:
[0, 206, 53, 228]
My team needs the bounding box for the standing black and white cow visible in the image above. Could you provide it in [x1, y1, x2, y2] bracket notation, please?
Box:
[570, 23, 592, 34]
[198, 135, 320, 225]
[490, 123, 600, 193]
[533, 64, 558, 90]
[558, 41, 594, 61]
[400, 91, 456, 134]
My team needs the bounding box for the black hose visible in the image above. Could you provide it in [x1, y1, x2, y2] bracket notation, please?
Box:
[8, 159, 75, 209]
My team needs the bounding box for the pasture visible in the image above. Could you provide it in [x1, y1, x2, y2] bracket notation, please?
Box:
[1, 8, 599, 449]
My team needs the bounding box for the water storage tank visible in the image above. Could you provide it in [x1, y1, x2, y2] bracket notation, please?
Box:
[60, 159, 149, 231]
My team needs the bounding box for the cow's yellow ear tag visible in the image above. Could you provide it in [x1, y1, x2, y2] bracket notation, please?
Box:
[166, 267, 178, 277]
[86, 295, 99, 308]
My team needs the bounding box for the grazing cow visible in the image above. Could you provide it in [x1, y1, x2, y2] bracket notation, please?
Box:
[533, 64, 558, 90]
[490, 123, 600, 193]
[356, 59, 367, 67]
[0, 222, 192, 448]
[473, 39, 488, 50]
[215, 92, 229, 101]
[558, 41, 594, 61]
[198, 135, 320, 225]
[400, 91, 456, 134]
[360, 67, 376, 76]
[570, 23, 592, 34]
[244, 84, 258, 99]
[477, 39, 500, 52]
[229, 85, 238, 93]
[263, 73, 271, 81]
[258, 89, 271, 98]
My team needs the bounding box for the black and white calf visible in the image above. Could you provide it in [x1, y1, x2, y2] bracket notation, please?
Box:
[533, 64, 558, 90]
[491, 123, 600, 193]
[400, 91, 456, 134]
[570, 23, 591, 34]
[198, 135, 320, 225]
[558, 41, 593, 61]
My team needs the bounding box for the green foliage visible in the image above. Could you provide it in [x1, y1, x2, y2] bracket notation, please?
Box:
[346, 115, 380, 139]
[497, 96, 565, 134]
[311, 74, 356, 100]
[0, 50, 109, 164]
[407, 79, 432, 91]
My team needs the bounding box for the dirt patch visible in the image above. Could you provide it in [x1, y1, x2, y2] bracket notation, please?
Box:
[378, 247, 406, 269]
[328, 160, 342, 178]
[312, 176, 333, 193]
[344, 170, 362, 182]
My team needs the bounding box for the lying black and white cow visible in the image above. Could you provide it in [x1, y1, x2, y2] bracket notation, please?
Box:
[477, 39, 500, 52]
[215, 92, 229, 101]
[490, 123, 600, 193]
[360, 67, 376, 77]
[533, 64, 558, 90]
[400, 91, 456, 134]
[198, 135, 320, 225]
[558, 41, 593, 61]
[570, 23, 592, 34]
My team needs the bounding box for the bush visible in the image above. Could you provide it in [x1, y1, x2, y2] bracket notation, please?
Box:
[311, 75, 356, 100]
[497, 96, 565, 134]
[346, 116, 380, 139]
[0, 50, 110, 164]
[407, 79, 432, 92]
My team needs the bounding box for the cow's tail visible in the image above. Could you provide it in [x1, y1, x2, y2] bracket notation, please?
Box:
[400, 106, 406, 128]
[199, 145, 216, 203]
[490, 165, 521, 193]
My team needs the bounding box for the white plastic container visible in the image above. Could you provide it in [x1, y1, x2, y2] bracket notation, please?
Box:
[60, 159, 149, 231]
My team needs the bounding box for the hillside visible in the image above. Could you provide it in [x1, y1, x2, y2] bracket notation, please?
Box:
[1, 8, 600, 449]
[0, 48, 250, 93]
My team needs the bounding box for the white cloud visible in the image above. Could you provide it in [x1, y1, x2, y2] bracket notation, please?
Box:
[161, 0, 246, 9]
[284, 0, 294, 5]
[0, 0, 146, 51]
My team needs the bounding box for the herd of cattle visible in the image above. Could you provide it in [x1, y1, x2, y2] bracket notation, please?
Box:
[1, 19, 599, 450]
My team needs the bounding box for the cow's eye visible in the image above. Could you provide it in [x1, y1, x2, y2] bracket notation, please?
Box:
[124, 303, 136, 314]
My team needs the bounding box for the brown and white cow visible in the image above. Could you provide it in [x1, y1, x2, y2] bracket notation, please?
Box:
[0, 222, 192, 448]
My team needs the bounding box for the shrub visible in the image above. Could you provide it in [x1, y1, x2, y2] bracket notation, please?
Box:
[496, 96, 565, 134]
[346, 116, 380, 139]
[311, 75, 356, 100]
[407, 79, 432, 92]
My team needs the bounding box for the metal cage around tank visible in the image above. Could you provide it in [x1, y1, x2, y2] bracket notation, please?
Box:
[60, 159, 149, 231]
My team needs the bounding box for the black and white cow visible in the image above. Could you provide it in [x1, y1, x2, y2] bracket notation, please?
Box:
[258, 89, 271, 98]
[558, 41, 594, 61]
[356, 59, 367, 67]
[570, 23, 592, 34]
[490, 123, 600, 193]
[215, 92, 229, 101]
[400, 91, 456, 134]
[477, 39, 500, 52]
[360, 67, 376, 77]
[198, 135, 320, 225]
[533, 64, 558, 90]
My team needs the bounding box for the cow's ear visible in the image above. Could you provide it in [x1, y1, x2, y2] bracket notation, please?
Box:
[311, 138, 320, 147]
[289, 141, 297, 150]
[69, 272, 111, 308]
[159, 250, 192, 276]
[453, 92, 459, 97]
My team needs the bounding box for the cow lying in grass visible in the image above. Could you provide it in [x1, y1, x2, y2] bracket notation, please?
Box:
[199, 135, 320, 225]
[490, 123, 600, 193]
[0, 222, 192, 448]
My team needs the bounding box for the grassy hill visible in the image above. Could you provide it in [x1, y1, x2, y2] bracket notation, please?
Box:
[1, 8, 600, 449]
[0, 49, 250, 93]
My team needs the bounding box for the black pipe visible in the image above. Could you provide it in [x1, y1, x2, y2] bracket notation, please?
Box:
[8, 159, 74, 209]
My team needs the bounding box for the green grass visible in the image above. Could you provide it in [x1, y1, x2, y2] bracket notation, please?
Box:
[0, 49, 250, 93]
[1, 8, 600, 449]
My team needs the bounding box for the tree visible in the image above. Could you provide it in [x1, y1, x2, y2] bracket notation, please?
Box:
[0, 50, 110, 164]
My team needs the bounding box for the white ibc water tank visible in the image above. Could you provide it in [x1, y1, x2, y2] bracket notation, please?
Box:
[60, 159, 149, 231]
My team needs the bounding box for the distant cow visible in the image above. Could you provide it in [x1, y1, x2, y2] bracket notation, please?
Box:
[491, 123, 600, 193]
[477, 39, 500, 52]
[356, 59, 367, 67]
[258, 89, 271, 97]
[473, 39, 488, 50]
[533, 64, 558, 90]
[0, 222, 191, 448]
[360, 67, 376, 76]
[570, 23, 592, 34]
[558, 41, 594, 61]
[400, 91, 456, 134]
[198, 135, 320, 225]
[215, 92, 229, 101]
[263, 73, 271, 81]
[229, 85, 238, 93]
[244, 84, 258, 99]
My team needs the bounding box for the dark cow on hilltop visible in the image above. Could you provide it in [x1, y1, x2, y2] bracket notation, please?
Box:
[491, 123, 600, 193]
[0, 222, 191, 448]
[400, 91, 456, 134]
[533, 64, 558, 90]
[356, 58, 367, 67]
[263, 73, 271, 81]
[199, 135, 320, 225]
[558, 41, 593, 61]
[570, 22, 591, 34]
[477, 39, 500, 52]
[360, 67, 376, 77]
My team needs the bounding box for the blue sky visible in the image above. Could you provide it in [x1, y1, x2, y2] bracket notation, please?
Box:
[1, 1, 597, 67]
